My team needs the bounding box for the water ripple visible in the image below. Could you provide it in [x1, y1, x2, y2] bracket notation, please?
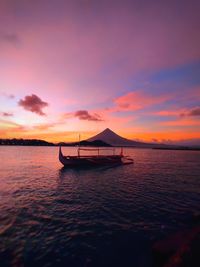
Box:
[0, 147, 200, 266]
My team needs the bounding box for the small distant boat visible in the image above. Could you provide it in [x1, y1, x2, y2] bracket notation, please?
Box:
[59, 146, 133, 168]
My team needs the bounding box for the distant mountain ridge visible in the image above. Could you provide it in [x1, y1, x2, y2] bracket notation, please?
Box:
[0, 138, 54, 146]
[0, 138, 111, 147]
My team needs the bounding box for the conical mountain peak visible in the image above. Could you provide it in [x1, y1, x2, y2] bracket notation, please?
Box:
[87, 128, 146, 146]
[102, 128, 115, 134]
[86, 128, 171, 148]
[104, 128, 111, 131]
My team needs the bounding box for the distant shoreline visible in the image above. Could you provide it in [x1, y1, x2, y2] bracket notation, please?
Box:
[1, 138, 199, 150]
[152, 147, 200, 151]
[0, 138, 111, 147]
[1, 144, 200, 151]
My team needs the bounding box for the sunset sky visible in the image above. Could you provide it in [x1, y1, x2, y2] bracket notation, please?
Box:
[0, 0, 200, 144]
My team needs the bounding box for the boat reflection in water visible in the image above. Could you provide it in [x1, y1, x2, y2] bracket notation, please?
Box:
[59, 146, 133, 168]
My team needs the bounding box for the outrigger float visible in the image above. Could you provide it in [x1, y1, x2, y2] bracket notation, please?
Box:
[59, 146, 133, 168]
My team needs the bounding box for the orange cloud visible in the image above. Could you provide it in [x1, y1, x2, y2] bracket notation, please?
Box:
[0, 119, 28, 138]
[155, 110, 181, 116]
[161, 118, 200, 127]
[0, 119, 24, 129]
[33, 123, 56, 130]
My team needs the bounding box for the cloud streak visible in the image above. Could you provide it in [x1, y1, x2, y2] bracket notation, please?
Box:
[18, 94, 48, 115]
[114, 91, 171, 111]
[0, 119, 26, 131]
[33, 123, 56, 130]
[1, 112, 13, 117]
[155, 106, 200, 118]
[161, 118, 200, 127]
[1, 92, 15, 99]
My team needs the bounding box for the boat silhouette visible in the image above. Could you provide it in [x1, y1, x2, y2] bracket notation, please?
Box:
[59, 146, 133, 168]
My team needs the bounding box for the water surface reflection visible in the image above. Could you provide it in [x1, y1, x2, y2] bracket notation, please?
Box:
[0, 147, 200, 266]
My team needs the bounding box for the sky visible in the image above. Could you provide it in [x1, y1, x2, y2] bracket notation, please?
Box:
[0, 0, 200, 144]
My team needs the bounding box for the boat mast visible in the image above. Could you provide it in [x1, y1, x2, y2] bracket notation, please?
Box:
[120, 147, 123, 156]
[78, 134, 80, 157]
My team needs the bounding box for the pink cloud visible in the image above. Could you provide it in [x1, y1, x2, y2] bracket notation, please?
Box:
[18, 94, 48, 116]
[114, 91, 171, 111]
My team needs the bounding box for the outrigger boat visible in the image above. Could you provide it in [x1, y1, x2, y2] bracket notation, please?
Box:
[59, 146, 133, 168]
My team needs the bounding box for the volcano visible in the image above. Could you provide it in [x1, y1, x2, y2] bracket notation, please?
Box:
[87, 128, 155, 147]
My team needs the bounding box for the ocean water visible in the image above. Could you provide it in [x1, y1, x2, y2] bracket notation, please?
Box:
[0, 146, 200, 267]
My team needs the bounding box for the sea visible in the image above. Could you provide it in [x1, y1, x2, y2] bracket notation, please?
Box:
[0, 146, 200, 267]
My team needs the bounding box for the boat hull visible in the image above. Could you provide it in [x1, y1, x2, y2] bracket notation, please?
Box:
[59, 155, 123, 167]
[59, 147, 133, 168]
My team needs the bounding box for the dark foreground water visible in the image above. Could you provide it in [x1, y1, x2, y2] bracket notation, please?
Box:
[0, 146, 200, 267]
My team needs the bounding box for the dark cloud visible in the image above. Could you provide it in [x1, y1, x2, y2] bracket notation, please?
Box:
[18, 94, 48, 115]
[1, 112, 13, 117]
[188, 107, 200, 116]
[74, 110, 103, 121]
[181, 106, 200, 117]
[0, 32, 20, 46]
